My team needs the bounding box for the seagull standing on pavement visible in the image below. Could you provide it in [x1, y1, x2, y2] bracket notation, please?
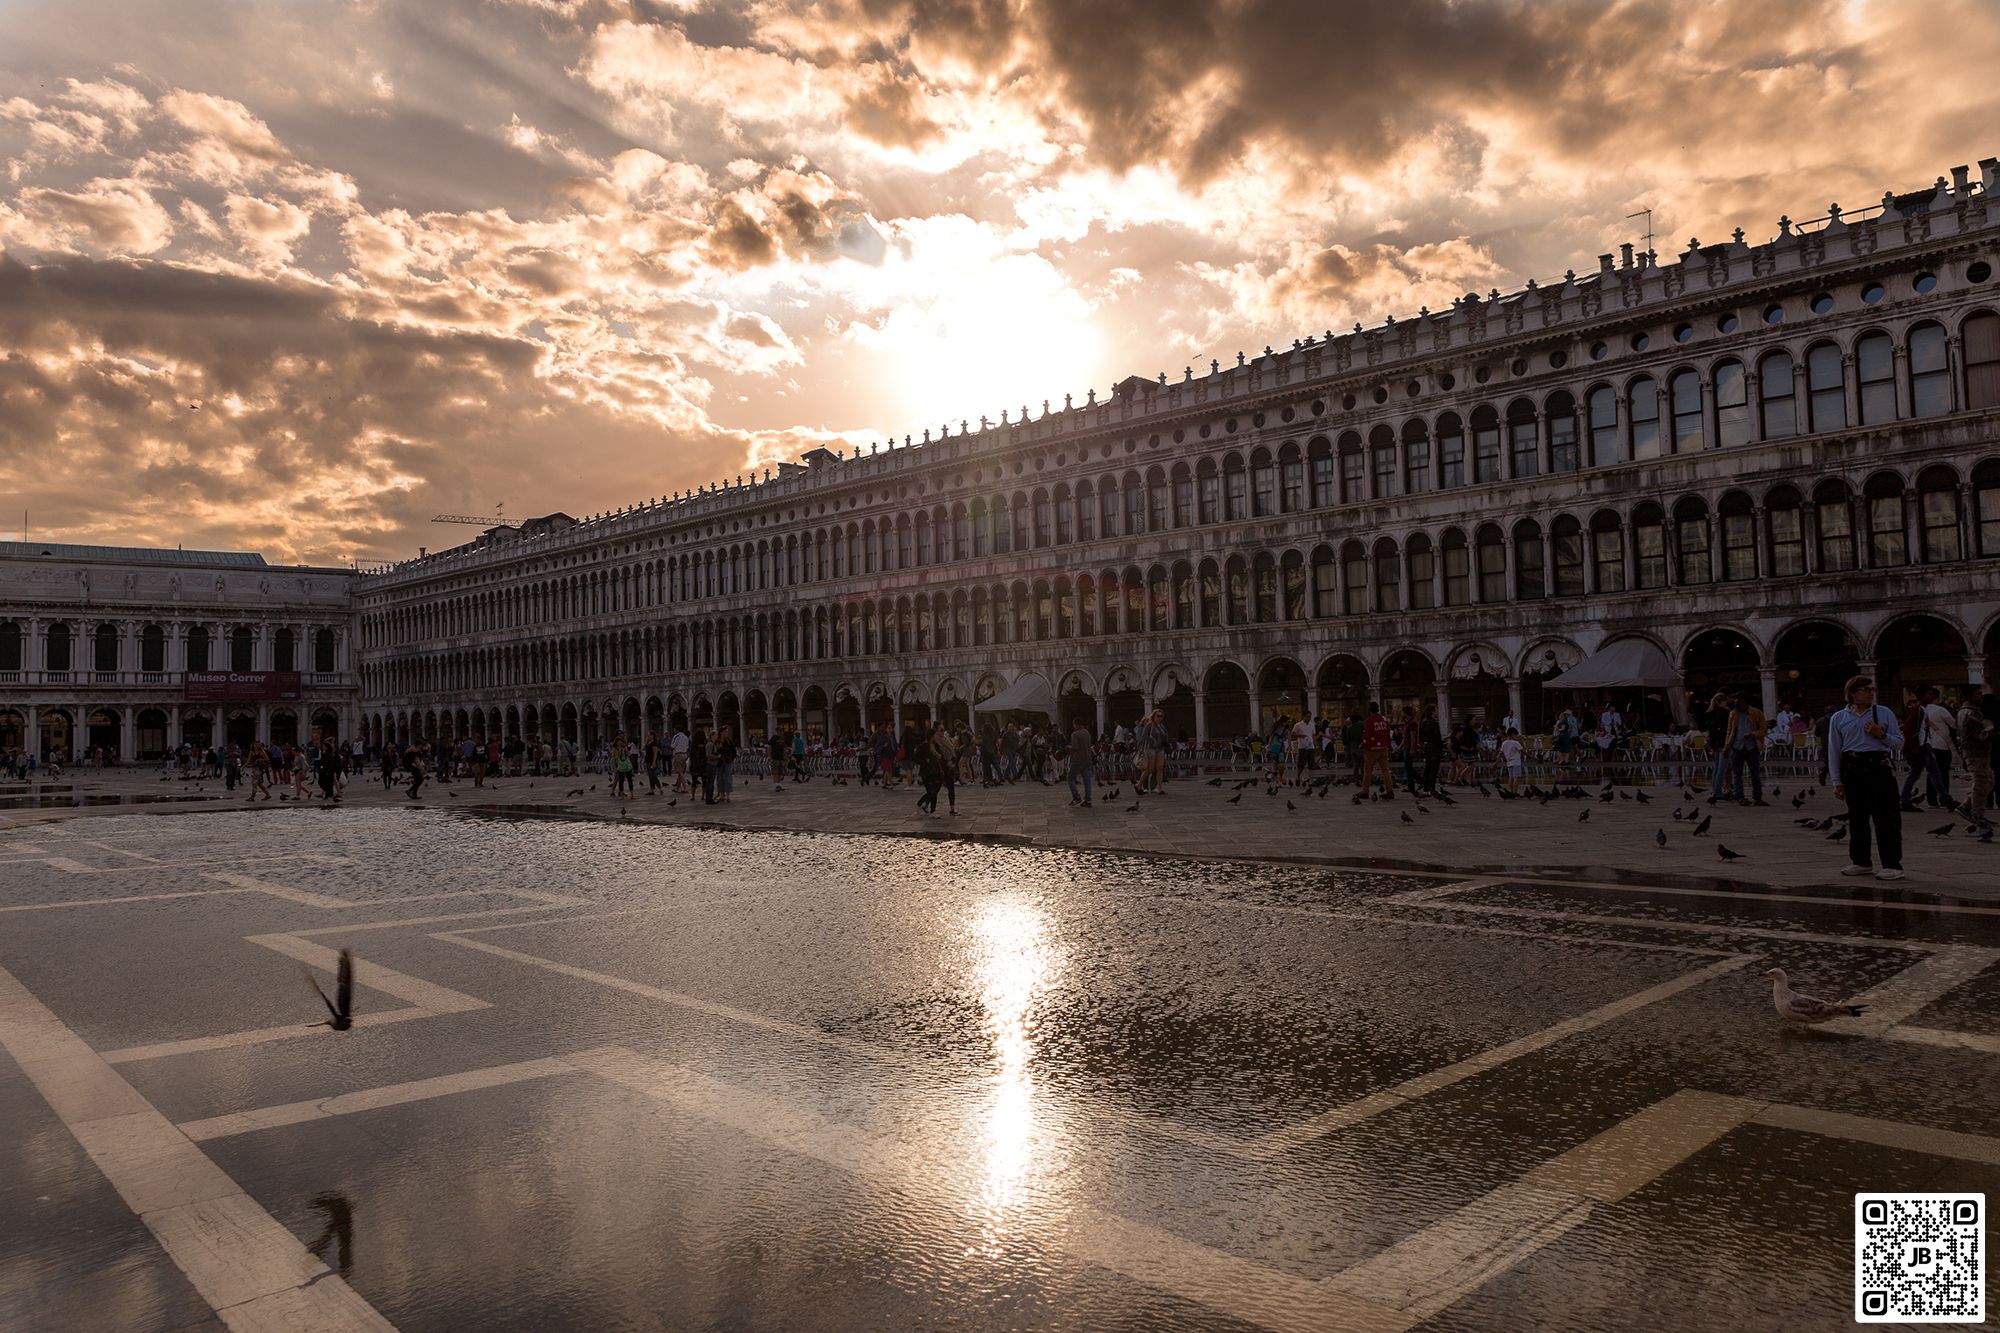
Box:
[1764, 967, 1865, 1025]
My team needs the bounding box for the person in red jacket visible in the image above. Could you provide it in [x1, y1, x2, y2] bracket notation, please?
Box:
[1361, 701, 1395, 795]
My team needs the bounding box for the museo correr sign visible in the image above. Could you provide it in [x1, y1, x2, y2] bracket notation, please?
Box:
[183, 671, 303, 701]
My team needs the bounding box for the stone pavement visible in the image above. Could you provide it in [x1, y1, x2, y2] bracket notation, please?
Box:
[7, 762, 1995, 901]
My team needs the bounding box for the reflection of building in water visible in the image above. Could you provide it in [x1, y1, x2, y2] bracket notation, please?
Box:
[353, 163, 2000, 750]
[0, 543, 356, 760]
[9, 162, 2000, 760]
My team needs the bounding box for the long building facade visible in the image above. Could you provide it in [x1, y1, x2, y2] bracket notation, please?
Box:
[7, 163, 2000, 763]
[350, 163, 2000, 754]
[0, 543, 358, 761]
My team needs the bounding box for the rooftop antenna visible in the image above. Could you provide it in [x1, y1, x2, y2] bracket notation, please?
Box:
[431, 502, 504, 528]
[1627, 207, 1655, 263]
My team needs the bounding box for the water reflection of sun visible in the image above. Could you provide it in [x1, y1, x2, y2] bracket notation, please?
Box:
[971, 898, 1060, 1243]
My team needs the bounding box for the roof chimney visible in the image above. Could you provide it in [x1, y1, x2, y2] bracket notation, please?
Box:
[1951, 164, 1971, 195]
[1982, 157, 2000, 193]
[1619, 242, 1634, 269]
[1598, 253, 1615, 274]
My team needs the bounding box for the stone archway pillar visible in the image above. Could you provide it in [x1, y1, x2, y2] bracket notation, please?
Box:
[120, 705, 136, 762]
[1193, 691, 1208, 744]
[1758, 665, 1779, 718]
[1095, 694, 1107, 736]
[1249, 695, 1263, 737]
[1505, 677, 1524, 728]
[1306, 687, 1321, 722]
[1435, 683, 1452, 724]
[1967, 656, 1987, 689]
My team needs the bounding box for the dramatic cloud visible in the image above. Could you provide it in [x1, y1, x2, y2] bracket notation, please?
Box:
[0, 0, 1996, 562]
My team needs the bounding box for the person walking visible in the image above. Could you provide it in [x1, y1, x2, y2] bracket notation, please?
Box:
[689, 724, 712, 803]
[1828, 674, 1904, 881]
[1067, 717, 1096, 807]
[1702, 691, 1735, 803]
[1359, 702, 1394, 795]
[1725, 693, 1769, 806]
[768, 726, 787, 794]
[1955, 683, 1995, 829]
[713, 725, 737, 803]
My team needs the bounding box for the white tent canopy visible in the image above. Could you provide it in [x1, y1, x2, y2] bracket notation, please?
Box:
[1541, 638, 1687, 724]
[1542, 638, 1679, 690]
[972, 674, 1058, 718]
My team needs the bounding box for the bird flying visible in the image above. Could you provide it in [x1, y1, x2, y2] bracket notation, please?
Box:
[305, 950, 355, 1031]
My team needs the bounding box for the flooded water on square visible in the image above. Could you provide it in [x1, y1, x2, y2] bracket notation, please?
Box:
[2, 805, 1993, 1333]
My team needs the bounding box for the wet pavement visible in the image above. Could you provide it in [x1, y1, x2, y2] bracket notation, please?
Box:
[1, 805, 1996, 1331]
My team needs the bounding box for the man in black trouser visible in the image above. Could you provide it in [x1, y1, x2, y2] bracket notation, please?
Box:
[1828, 675, 1905, 882]
[1418, 704, 1444, 796]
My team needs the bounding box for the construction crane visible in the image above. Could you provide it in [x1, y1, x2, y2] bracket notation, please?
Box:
[431, 504, 504, 528]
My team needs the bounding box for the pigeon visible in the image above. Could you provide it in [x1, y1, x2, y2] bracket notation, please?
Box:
[1791, 793, 1806, 809]
[1764, 967, 1865, 1025]
[1351, 793, 1366, 805]
[1126, 802, 1139, 813]
[1635, 791, 1650, 804]
[1415, 804, 1430, 815]
[567, 788, 584, 797]
[1655, 828, 1667, 847]
[1207, 777, 1223, 787]
[1619, 790, 1632, 801]
[1228, 793, 1243, 804]
[620, 806, 627, 819]
[1400, 811, 1414, 824]
[1717, 843, 1746, 861]
[590, 784, 597, 791]
[668, 799, 677, 808]
[1578, 809, 1589, 823]
[1599, 789, 1615, 803]
[305, 950, 355, 1031]
[1771, 786, 1781, 796]
[1826, 825, 1847, 842]
[1691, 814, 1712, 837]
[446, 790, 457, 798]
[1928, 822, 1955, 837]
[1476, 783, 1491, 798]
[1286, 800, 1297, 811]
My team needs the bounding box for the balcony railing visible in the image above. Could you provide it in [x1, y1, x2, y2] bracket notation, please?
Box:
[0, 670, 357, 689]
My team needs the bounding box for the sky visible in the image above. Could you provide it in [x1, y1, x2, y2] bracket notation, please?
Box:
[2, 0, 1997, 565]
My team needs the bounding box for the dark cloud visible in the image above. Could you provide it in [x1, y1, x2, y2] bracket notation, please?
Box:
[844, 65, 942, 149]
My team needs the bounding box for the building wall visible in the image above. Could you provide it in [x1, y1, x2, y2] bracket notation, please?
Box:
[0, 551, 358, 760]
[351, 175, 2000, 749]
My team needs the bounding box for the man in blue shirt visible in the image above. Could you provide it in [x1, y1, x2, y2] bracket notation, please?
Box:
[1827, 675, 1905, 881]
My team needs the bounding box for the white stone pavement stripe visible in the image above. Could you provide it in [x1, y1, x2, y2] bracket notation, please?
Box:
[103, 1008, 434, 1065]
[1821, 946, 2000, 1035]
[1492, 874, 2000, 918]
[1753, 1101, 2000, 1164]
[0, 887, 268, 913]
[0, 961, 395, 1332]
[1393, 893, 1943, 951]
[1883, 1025, 2000, 1055]
[1247, 956, 1758, 1158]
[246, 933, 489, 1015]
[290, 903, 583, 937]
[204, 872, 357, 909]
[1384, 877, 1507, 904]
[179, 1053, 592, 1142]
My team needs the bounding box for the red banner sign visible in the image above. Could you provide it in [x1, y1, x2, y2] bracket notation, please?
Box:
[184, 671, 302, 701]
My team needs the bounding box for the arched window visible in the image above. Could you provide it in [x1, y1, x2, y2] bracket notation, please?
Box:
[1513, 521, 1546, 600]
[1629, 377, 1660, 459]
[1055, 487, 1075, 543]
[1022, 493, 1041, 550]
[1759, 350, 1797, 438]
[1341, 541, 1368, 614]
[1857, 331, 1895, 425]
[1765, 487, 1806, 577]
[1975, 459, 2000, 556]
[1437, 413, 1466, 488]
[1223, 455, 1248, 520]
[1719, 492, 1756, 581]
[1674, 498, 1712, 584]
[0, 621, 20, 672]
[1276, 446, 1303, 513]
[1441, 529, 1471, 605]
[1587, 385, 1621, 465]
[1174, 562, 1196, 626]
[1807, 342, 1846, 431]
[1279, 551, 1305, 619]
[1967, 312, 2000, 409]
[1669, 369, 1703, 452]
[1373, 539, 1401, 612]
[186, 625, 210, 672]
[1250, 450, 1276, 516]
[1199, 559, 1222, 625]
[1402, 420, 1432, 493]
[1714, 359, 1749, 447]
[1917, 466, 1962, 562]
[1909, 322, 1950, 417]
[897, 517, 914, 567]
[1033, 490, 1052, 548]
[1309, 546, 1336, 617]
[1073, 485, 1094, 543]
[1475, 525, 1507, 601]
[1196, 461, 1220, 524]
[954, 504, 972, 558]
[141, 623, 165, 673]
[1591, 511, 1625, 592]
[1507, 399, 1538, 478]
[1338, 435, 1365, 502]
[1099, 481, 1120, 538]
[1632, 503, 1668, 589]
[1146, 469, 1168, 533]
[1370, 426, 1398, 497]
[1551, 514, 1585, 595]
[1225, 556, 1250, 624]
[1814, 480, 1857, 571]
[94, 622, 119, 672]
[1865, 474, 1906, 566]
[1252, 553, 1278, 622]
[1547, 391, 1579, 473]
[230, 625, 254, 672]
[314, 627, 336, 672]
[273, 627, 296, 673]
[46, 621, 72, 672]
[1471, 407, 1502, 483]
[1305, 440, 1333, 508]
[1407, 534, 1436, 609]
[1172, 463, 1195, 525]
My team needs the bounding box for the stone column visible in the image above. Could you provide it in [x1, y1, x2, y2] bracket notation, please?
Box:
[1967, 656, 1987, 689]
[1903, 488, 1921, 567]
[256, 702, 270, 745]
[1890, 344, 1910, 421]
[119, 705, 137, 762]
[1506, 677, 1524, 729]
[1193, 691, 1208, 744]
[1758, 666, 1779, 718]
[1306, 686, 1321, 722]
[1249, 694, 1263, 736]
[1841, 352, 1860, 431]
[1095, 693, 1107, 736]
[1434, 683, 1452, 725]
[167, 705, 181, 751]
[1699, 376, 1718, 452]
